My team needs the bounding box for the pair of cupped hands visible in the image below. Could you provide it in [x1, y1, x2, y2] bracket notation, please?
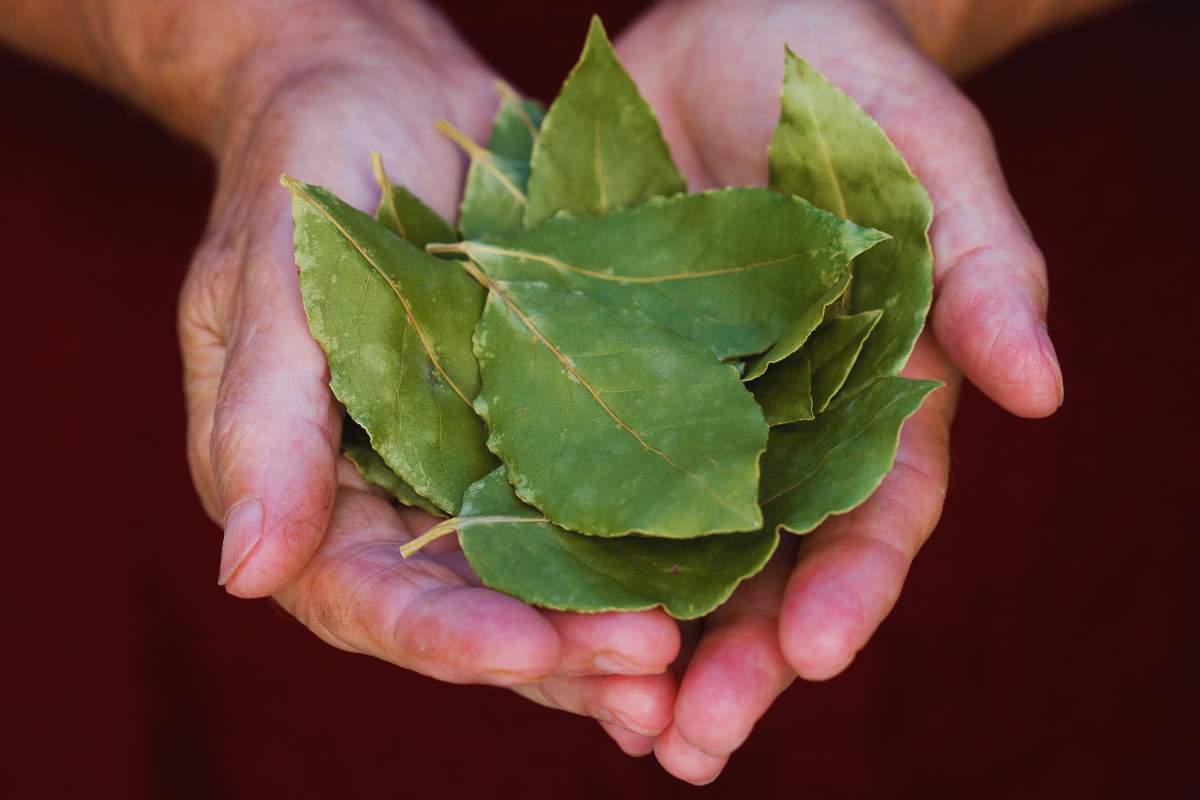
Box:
[181, 0, 1063, 784]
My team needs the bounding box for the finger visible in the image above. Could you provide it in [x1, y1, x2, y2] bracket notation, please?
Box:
[779, 335, 960, 679]
[884, 79, 1064, 418]
[669, 543, 797, 759]
[653, 725, 728, 786]
[277, 486, 562, 686]
[598, 722, 656, 757]
[513, 672, 675, 737]
[208, 221, 342, 598]
[542, 609, 681, 677]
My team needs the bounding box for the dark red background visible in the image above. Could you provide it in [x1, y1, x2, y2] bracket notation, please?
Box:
[2, 1, 1196, 796]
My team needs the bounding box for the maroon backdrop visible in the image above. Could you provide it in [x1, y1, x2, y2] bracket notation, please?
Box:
[1, 1, 1195, 797]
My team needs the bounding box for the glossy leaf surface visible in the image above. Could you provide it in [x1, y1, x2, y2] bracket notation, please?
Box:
[525, 16, 686, 225]
[453, 189, 885, 359]
[760, 376, 940, 534]
[288, 178, 495, 513]
[456, 469, 780, 619]
[769, 48, 933, 394]
[471, 277, 767, 538]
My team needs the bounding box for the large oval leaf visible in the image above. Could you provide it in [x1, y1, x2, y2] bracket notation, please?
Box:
[470, 275, 767, 537]
[287, 178, 496, 514]
[525, 16, 686, 226]
[444, 469, 780, 619]
[760, 376, 940, 534]
[769, 48, 933, 394]
[444, 189, 884, 360]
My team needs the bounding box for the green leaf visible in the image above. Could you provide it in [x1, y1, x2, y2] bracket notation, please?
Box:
[525, 16, 686, 226]
[342, 417, 444, 516]
[370, 152, 456, 246]
[760, 376, 940, 534]
[450, 469, 780, 619]
[469, 273, 768, 538]
[769, 48, 933, 394]
[741, 273, 850, 381]
[488, 82, 545, 161]
[438, 120, 531, 240]
[749, 355, 814, 426]
[807, 309, 882, 413]
[444, 189, 885, 360]
[286, 177, 496, 514]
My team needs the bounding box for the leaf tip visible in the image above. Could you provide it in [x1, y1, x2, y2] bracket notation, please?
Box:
[369, 151, 389, 190]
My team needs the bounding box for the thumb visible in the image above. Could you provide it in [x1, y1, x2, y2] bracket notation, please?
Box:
[210, 224, 340, 597]
[891, 80, 1065, 417]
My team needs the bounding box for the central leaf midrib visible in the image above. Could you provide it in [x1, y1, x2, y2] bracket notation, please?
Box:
[290, 181, 473, 408]
[465, 243, 798, 284]
[480, 271, 756, 527]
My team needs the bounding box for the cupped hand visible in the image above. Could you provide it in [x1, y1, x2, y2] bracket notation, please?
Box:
[614, 0, 1064, 782]
[178, 3, 678, 736]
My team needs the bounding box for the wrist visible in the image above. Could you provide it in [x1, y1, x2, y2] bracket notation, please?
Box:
[104, 0, 485, 152]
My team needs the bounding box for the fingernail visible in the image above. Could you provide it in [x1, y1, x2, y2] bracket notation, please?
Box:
[218, 498, 263, 586]
[1034, 322, 1065, 407]
[593, 651, 654, 675]
[610, 709, 663, 737]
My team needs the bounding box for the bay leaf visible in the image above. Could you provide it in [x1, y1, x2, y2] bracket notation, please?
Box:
[286, 177, 496, 514]
[741, 273, 850, 381]
[440, 189, 885, 360]
[760, 376, 940, 534]
[342, 416, 444, 516]
[439, 468, 779, 619]
[438, 120, 531, 240]
[469, 274, 767, 538]
[525, 15, 686, 226]
[370, 152, 456, 246]
[769, 48, 933, 395]
[488, 82, 545, 161]
[807, 309, 883, 413]
[749, 355, 814, 426]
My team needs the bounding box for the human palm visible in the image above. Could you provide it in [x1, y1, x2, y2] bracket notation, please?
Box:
[608, 0, 1064, 781]
[179, 34, 680, 738]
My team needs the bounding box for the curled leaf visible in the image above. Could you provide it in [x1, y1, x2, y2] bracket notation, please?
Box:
[447, 469, 780, 619]
[760, 376, 940, 534]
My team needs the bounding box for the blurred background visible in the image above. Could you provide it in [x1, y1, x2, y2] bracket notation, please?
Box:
[1, 0, 1195, 796]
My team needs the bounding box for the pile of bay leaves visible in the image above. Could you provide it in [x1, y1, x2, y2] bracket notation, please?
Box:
[285, 18, 939, 619]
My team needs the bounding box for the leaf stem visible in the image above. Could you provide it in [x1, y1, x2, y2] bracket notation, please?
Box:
[399, 518, 462, 558]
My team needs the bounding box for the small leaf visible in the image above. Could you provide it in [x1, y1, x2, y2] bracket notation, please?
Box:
[760, 376, 940, 534]
[741, 273, 849, 381]
[807, 309, 883, 413]
[769, 48, 933, 394]
[287, 177, 496, 514]
[445, 189, 884, 360]
[749, 356, 814, 426]
[453, 469, 780, 619]
[489, 82, 546, 161]
[370, 152, 456, 246]
[469, 273, 767, 538]
[342, 417, 444, 516]
[525, 16, 686, 225]
[438, 120, 531, 240]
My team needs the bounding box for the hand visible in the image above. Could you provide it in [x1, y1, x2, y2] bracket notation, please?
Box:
[178, 1, 679, 735]
[614, 0, 1064, 782]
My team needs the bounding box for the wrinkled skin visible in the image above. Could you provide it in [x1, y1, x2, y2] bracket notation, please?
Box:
[176, 0, 1063, 785]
